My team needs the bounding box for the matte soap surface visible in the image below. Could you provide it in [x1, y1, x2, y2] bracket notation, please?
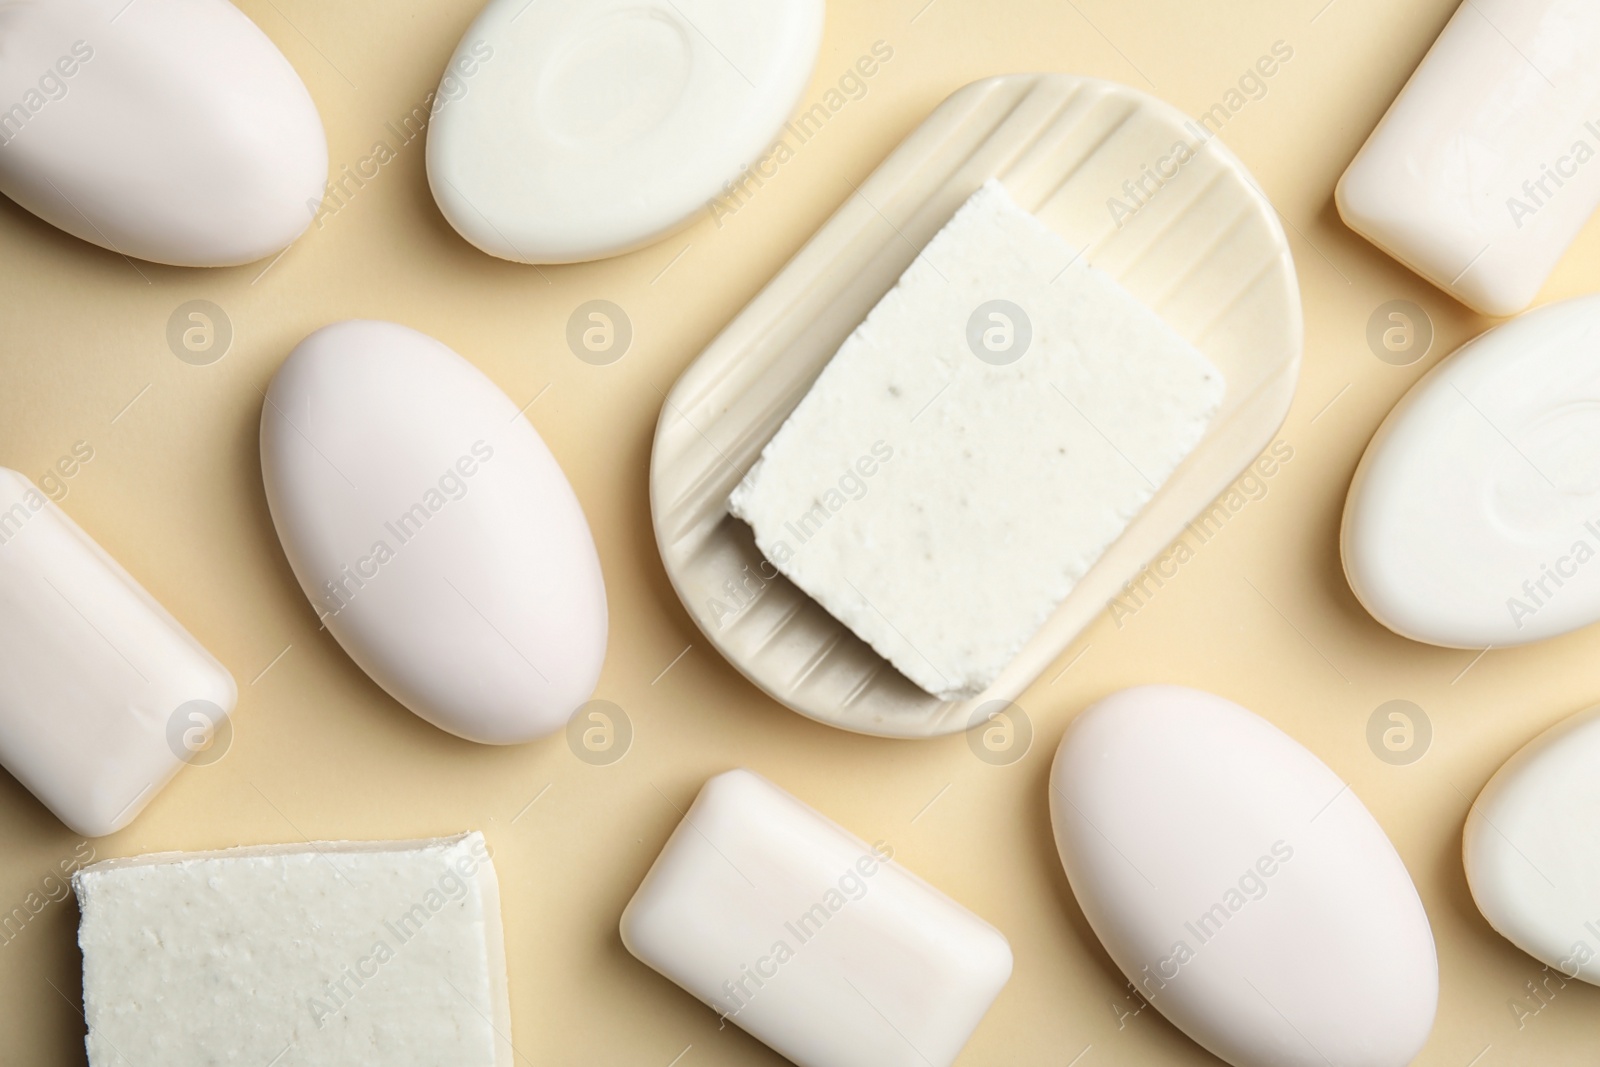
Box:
[1342, 294, 1600, 648]
[260, 320, 608, 745]
[0, 0, 327, 266]
[1050, 686, 1437, 1067]
[427, 0, 824, 263]
[1466, 704, 1600, 985]
[73, 833, 511, 1066]
[1337, 0, 1600, 315]
[729, 180, 1223, 700]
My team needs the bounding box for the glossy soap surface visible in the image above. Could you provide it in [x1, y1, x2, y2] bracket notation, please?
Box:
[1466, 704, 1600, 985]
[1049, 686, 1437, 1067]
[260, 320, 607, 745]
[426, 0, 824, 263]
[0, 0, 327, 267]
[1343, 295, 1600, 648]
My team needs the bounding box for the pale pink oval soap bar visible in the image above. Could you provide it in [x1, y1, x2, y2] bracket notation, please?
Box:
[1050, 686, 1437, 1067]
[0, 0, 327, 266]
[260, 321, 607, 744]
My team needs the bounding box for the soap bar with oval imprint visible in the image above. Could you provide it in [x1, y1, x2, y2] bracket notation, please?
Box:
[260, 321, 608, 745]
[1342, 294, 1600, 648]
[0, 0, 327, 267]
[1050, 686, 1437, 1067]
[426, 0, 824, 264]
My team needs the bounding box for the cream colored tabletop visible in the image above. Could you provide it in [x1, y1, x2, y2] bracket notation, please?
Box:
[3, 0, 1599, 1063]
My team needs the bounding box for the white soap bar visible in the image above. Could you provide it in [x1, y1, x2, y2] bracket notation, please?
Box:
[427, 0, 823, 263]
[73, 833, 511, 1066]
[1050, 687, 1438, 1067]
[620, 769, 1012, 1067]
[0, 469, 236, 837]
[0, 0, 327, 267]
[728, 180, 1224, 700]
[1337, 0, 1600, 316]
[261, 321, 608, 745]
[1466, 704, 1600, 985]
[1342, 294, 1600, 648]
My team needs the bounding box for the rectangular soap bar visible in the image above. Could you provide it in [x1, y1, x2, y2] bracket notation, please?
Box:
[73, 833, 512, 1066]
[0, 468, 236, 836]
[620, 769, 1012, 1067]
[728, 180, 1224, 700]
[1338, 0, 1600, 316]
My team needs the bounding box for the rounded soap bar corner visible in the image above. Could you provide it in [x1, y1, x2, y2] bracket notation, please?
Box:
[259, 319, 608, 746]
[1048, 685, 1438, 1067]
[0, 0, 328, 268]
[1341, 294, 1600, 650]
[423, 0, 825, 264]
[1464, 703, 1600, 986]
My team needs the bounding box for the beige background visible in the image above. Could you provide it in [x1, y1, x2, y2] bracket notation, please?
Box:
[2, 0, 1598, 1062]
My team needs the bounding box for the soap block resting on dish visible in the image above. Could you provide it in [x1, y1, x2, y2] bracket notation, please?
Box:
[72, 833, 512, 1067]
[729, 180, 1224, 700]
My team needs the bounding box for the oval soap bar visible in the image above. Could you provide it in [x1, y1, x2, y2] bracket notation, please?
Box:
[426, 0, 824, 263]
[1050, 686, 1437, 1067]
[260, 321, 607, 744]
[0, 0, 326, 267]
[1343, 295, 1600, 648]
[1466, 704, 1600, 984]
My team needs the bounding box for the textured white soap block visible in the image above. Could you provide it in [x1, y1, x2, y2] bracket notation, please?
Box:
[73, 833, 511, 1066]
[620, 769, 1012, 1067]
[729, 180, 1224, 700]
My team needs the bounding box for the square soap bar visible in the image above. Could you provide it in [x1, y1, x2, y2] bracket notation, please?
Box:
[621, 769, 1012, 1067]
[73, 833, 512, 1066]
[728, 180, 1224, 700]
[0, 468, 237, 836]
